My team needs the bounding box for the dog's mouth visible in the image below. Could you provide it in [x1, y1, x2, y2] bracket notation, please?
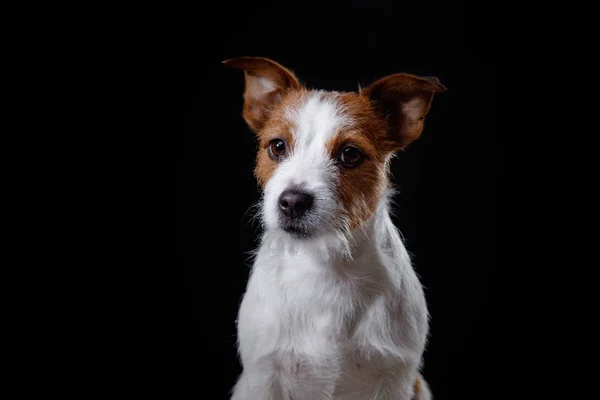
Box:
[278, 216, 316, 239]
[281, 224, 311, 238]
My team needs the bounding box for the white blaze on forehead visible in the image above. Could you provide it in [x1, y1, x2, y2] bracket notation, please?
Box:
[287, 92, 349, 154]
[261, 91, 351, 235]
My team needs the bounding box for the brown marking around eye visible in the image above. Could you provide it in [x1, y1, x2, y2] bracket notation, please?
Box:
[253, 89, 310, 188]
[327, 131, 379, 165]
[323, 92, 394, 231]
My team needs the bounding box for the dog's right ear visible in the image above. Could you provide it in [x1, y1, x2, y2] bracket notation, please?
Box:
[360, 73, 446, 150]
[223, 57, 301, 133]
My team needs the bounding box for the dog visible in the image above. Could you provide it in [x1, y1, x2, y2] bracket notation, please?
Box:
[224, 57, 445, 400]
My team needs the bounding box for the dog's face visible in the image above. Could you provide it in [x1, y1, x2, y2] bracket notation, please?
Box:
[225, 57, 445, 239]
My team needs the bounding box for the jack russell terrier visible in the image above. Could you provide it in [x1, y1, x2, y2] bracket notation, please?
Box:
[224, 56, 446, 400]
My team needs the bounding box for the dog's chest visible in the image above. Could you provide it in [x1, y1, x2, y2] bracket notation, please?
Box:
[237, 254, 357, 366]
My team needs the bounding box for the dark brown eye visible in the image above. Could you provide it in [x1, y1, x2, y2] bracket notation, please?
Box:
[268, 139, 287, 160]
[338, 146, 363, 167]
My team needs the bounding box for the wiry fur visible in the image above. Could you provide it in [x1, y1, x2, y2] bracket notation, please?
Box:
[225, 57, 445, 400]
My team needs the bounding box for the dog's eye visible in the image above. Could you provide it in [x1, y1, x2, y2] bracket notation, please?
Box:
[338, 146, 363, 167]
[268, 139, 287, 160]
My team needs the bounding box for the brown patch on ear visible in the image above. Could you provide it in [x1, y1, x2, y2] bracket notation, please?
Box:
[360, 73, 446, 149]
[223, 57, 302, 133]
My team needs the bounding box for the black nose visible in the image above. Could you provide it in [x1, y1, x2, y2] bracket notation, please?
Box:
[278, 189, 314, 219]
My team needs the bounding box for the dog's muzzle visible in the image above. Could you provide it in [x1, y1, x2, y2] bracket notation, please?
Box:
[277, 188, 315, 237]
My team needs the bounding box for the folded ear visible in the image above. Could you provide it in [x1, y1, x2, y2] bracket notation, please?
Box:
[360, 73, 447, 149]
[223, 57, 301, 132]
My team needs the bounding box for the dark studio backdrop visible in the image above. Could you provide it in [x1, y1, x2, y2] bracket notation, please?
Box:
[178, 1, 505, 398]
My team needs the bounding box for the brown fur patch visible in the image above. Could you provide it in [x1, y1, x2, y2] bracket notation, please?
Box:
[413, 375, 422, 396]
[323, 93, 395, 230]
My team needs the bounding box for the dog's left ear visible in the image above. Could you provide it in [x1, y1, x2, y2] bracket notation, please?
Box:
[360, 73, 447, 149]
[223, 57, 301, 133]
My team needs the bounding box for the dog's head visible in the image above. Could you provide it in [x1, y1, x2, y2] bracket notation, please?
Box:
[225, 57, 445, 240]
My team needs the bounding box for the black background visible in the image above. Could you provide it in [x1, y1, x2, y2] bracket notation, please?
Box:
[178, 1, 507, 398]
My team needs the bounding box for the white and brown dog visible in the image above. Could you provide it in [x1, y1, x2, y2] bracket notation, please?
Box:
[224, 57, 445, 400]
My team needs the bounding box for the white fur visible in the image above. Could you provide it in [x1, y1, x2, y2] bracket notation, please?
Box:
[257, 77, 277, 93]
[232, 92, 431, 400]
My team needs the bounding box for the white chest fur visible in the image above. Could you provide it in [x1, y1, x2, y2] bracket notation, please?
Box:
[232, 205, 429, 400]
